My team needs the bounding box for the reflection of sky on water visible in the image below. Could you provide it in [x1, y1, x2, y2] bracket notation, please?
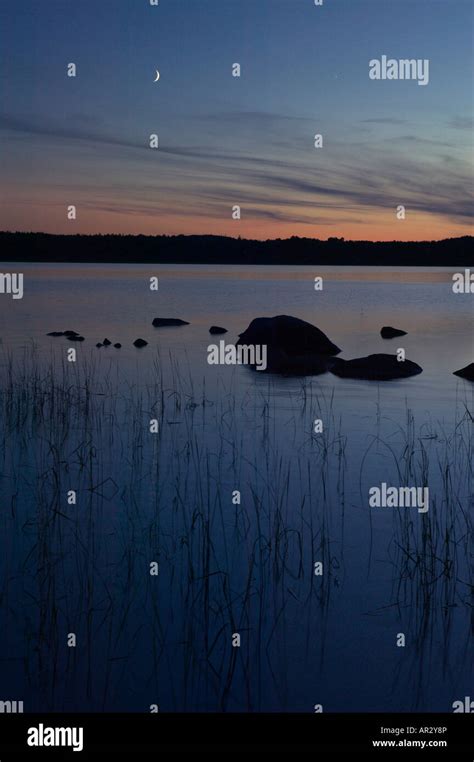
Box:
[0, 264, 472, 711]
[1, 264, 472, 416]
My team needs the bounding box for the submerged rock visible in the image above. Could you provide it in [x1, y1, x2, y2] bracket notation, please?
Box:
[68, 335, 85, 342]
[96, 343, 102, 348]
[102, 338, 112, 346]
[152, 318, 190, 327]
[114, 343, 122, 348]
[133, 338, 148, 348]
[381, 326, 407, 339]
[330, 353, 422, 381]
[453, 363, 474, 381]
[237, 315, 341, 356]
[47, 330, 81, 337]
[209, 326, 228, 335]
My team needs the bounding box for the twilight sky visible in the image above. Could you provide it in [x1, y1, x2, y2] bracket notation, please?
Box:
[0, 0, 472, 240]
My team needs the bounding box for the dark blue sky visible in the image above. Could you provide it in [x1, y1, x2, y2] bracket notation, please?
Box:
[0, 0, 472, 239]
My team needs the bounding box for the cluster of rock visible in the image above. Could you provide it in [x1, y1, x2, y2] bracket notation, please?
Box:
[96, 339, 121, 348]
[237, 315, 471, 382]
[46, 314, 472, 382]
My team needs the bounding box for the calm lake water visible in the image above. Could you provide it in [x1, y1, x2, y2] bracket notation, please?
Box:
[0, 263, 472, 712]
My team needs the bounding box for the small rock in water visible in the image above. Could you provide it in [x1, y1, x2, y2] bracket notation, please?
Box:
[64, 330, 80, 337]
[96, 343, 102, 348]
[380, 326, 407, 339]
[69, 335, 85, 342]
[453, 362, 474, 381]
[114, 343, 122, 348]
[47, 332, 64, 337]
[133, 338, 148, 348]
[152, 318, 190, 327]
[102, 338, 112, 346]
[209, 326, 228, 334]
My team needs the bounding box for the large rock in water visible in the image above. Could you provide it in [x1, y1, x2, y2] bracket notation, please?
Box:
[235, 315, 340, 374]
[381, 326, 407, 339]
[152, 318, 189, 327]
[453, 363, 474, 381]
[330, 354, 422, 381]
[237, 315, 341, 356]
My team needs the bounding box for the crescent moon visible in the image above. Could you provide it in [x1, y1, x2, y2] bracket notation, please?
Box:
[154, 70, 160, 82]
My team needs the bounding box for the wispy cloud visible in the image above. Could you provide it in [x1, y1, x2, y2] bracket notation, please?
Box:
[1, 110, 472, 228]
[448, 115, 474, 130]
[361, 117, 408, 125]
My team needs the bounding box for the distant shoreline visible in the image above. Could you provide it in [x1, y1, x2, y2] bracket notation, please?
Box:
[0, 232, 472, 266]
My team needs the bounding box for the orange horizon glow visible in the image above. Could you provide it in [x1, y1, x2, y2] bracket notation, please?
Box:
[1, 203, 472, 243]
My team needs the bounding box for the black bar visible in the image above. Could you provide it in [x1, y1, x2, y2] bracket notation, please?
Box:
[0, 713, 472, 758]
